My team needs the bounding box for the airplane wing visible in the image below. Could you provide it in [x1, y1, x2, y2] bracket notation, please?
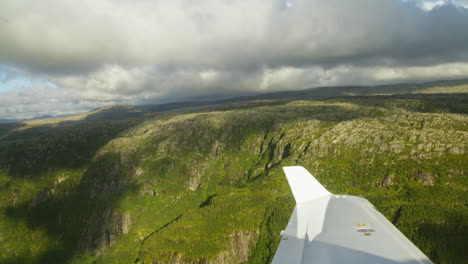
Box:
[272, 166, 432, 264]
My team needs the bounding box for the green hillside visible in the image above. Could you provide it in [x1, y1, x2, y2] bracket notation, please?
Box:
[0, 82, 467, 264]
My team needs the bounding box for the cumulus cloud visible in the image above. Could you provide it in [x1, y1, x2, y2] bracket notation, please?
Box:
[0, 85, 91, 119]
[0, 0, 468, 119]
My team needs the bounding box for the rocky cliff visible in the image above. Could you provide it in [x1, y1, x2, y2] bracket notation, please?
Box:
[0, 86, 466, 264]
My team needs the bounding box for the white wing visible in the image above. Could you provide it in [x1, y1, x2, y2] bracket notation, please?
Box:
[272, 166, 432, 264]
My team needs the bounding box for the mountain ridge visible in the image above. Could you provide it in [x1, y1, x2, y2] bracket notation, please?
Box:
[0, 80, 466, 264]
[2, 78, 467, 124]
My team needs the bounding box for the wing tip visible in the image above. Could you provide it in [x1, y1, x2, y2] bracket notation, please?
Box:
[283, 166, 331, 203]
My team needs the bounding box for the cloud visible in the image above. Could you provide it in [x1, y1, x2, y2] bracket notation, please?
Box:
[3, 62, 468, 119]
[0, 0, 468, 118]
[0, 85, 91, 119]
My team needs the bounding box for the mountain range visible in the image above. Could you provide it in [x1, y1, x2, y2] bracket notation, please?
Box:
[0, 79, 466, 264]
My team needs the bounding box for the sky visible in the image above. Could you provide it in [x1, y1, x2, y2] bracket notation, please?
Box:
[1, 0, 468, 119]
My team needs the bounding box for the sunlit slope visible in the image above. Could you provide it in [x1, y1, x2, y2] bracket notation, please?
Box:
[0, 92, 466, 264]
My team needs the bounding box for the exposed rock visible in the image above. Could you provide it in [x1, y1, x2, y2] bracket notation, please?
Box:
[449, 146, 464, 155]
[187, 176, 201, 191]
[79, 211, 132, 255]
[29, 188, 54, 207]
[135, 167, 145, 177]
[140, 183, 158, 196]
[145, 230, 259, 264]
[389, 140, 405, 153]
[54, 174, 68, 186]
[382, 174, 395, 187]
[416, 171, 435, 185]
[211, 140, 222, 156]
[186, 161, 209, 190]
[210, 230, 259, 264]
[89, 177, 129, 200]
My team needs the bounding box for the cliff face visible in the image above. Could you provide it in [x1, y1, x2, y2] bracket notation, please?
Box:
[142, 231, 259, 264]
[0, 90, 466, 264]
[79, 211, 132, 255]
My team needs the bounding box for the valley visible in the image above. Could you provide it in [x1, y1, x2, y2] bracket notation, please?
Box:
[0, 80, 467, 264]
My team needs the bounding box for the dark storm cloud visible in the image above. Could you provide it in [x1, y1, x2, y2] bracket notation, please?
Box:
[0, 0, 468, 119]
[2, 0, 468, 72]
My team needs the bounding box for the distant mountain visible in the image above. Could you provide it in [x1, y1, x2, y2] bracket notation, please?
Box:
[11, 78, 468, 125]
[0, 80, 466, 264]
[0, 118, 21, 123]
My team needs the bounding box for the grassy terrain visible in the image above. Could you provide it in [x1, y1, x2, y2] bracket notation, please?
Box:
[0, 82, 467, 264]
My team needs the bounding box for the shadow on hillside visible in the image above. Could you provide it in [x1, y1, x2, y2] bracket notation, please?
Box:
[0, 102, 214, 179]
[0, 117, 146, 263]
[416, 212, 468, 263]
[4, 152, 142, 264]
[0, 122, 25, 139]
[0, 117, 146, 178]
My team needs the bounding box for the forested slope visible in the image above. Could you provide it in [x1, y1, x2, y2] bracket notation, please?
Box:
[0, 87, 466, 263]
